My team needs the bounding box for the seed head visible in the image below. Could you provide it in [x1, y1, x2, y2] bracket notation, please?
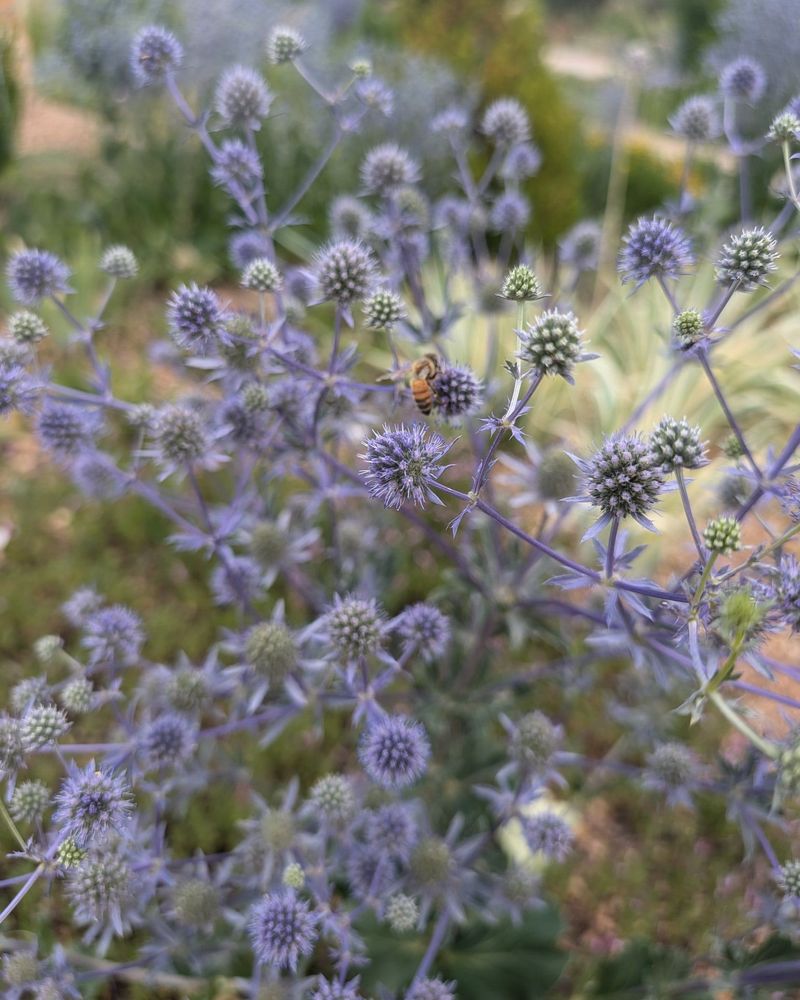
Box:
[131, 25, 182, 85]
[670, 95, 720, 142]
[703, 515, 741, 555]
[359, 715, 430, 788]
[715, 227, 779, 291]
[100, 245, 138, 280]
[481, 98, 530, 146]
[618, 217, 694, 287]
[214, 66, 272, 129]
[361, 423, 451, 509]
[649, 416, 706, 472]
[248, 890, 318, 970]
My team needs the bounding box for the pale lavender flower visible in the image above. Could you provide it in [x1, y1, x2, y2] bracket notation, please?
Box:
[359, 715, 430, 788]
[130, 25, 182, 86]
[361, 424, 452, 509]
[7, 249, 70, 305]
[53, 762, 133, 846]
[618, 217, 694, 287]
[248, 890, 318, 970]
[521, 811, 574, 861]
[82, 605, 144, 668]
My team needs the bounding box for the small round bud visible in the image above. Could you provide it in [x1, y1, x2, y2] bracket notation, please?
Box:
[245, 623, 297, 682]
[715, 227, 779, 291]
[242, 258, 282, 293]
[720, 57, 766, 103]
[326, 594, 385, 659]
[155, 406, 208, 465]
[309, 774, 355, 822]
[509, 711, 560, 771]
[282, 862, 305, 889]
[673, 308, 705, 349]
[314, 240, 376, 306]
[360, 715, 430, 789]
[350, 58, 372, 78]
[3, 952, 39, 987]
[99, 245, 138, 279]
[57, 836, 87, 868]
[500, 264, 542, 301]
[703, 515, 741, 555]
[60, 677, 94, 715]
[267, 26, 306, 64]
[723, 434, 745, 460]
[167, 669, 209, 712]
[518, 309, 585, 380]
[10, 779, 50, 824]
[646, 743, 697, 791]
[131, 25, 182, 86]
[581, 433, 664, 523]
[214, 66, 272, 130]
[410, 837, 452, 889]
[431, 364, 483, 419]
[481, 98, 530, 146]
[650, 416, 707, 472]
[536, 451, 576, 502]
[33, 635, 63, 665]
[11, 677, 47, 714]
[385, 893, 418, 932]
[173, 878, 220, 928]
[670, 95, 720, 142]
[778, 860, 800, 898]
[260, 809, 295, 853]
[768, 111, 800, 143]
[8, 310, 48, 344]
[21, 704, 71, 749]
[363, 289, 405, 330]
[7, 249, 70, 306]
[360, 143, 420, 194]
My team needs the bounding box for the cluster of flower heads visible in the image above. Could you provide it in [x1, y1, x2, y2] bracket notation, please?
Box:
[2, 15, 800, 1000]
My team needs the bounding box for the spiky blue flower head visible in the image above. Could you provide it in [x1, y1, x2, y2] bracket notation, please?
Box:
[314, 239, 376, 305]
[99, 245, 138, 280]
[715, 227, 779, 291]
[248, 889, 318, 970]
[325, 594, 386, 659]
[560, 220, 602, 272]
[139, 712, 198, 770]
[154, 405, 209, 466]
[618, 216, 694, 287]
[517, 308, 587, 381]
[363, 288, 405, 330]
[130, 25, 182, 85]
[360, 143, 420, 194]
[773, 555, 800, 631]
[242, 257, 282, 293]
[669, 95, 720, 142]
[214, 66, 272, 129]
[67, 849, 135, 931]
[10, 779, 50, 824]
[359, 715, 430, 788]
[501, 141, 542, 181]
[82, 605, 144, 668]
[62, 586, 102, 627]
[361, 424, 451, 509]
[768, 111, 800, 142]
[312, 977, 363, 1000]
[210, 556, 262, 608]
[489, 191, 530, 232]
[432, 364, 483, 419]
[650, 416, 707, 472]
[481, 98, 530, 146]
[8, 309, 48, 344]
[267, 25, 307, 64]
[37, 403, 99, 455]
[395, 603, 451, 662]
[53, 761, 133, 846]
[778, 860, 800, 898]
[347, 845, 397, 899]
[356, 77, 394, 117]
[368, 802, 418, 863]
[720, 56, 766, 102]
[577, 433, 664, 529]
[330, 195, 372, 240]
[521, 811, 574, 860]
[7, 249, 70, 305]
[406, 978, 456, 1000]
[0, 363, 38, 415]
[211, 138, 263, 189]
[167, 283, 226, 355]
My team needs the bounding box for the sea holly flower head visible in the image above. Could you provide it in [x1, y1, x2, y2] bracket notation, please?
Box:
[618, 216, 694, 287]
[361, 424, 452, 509]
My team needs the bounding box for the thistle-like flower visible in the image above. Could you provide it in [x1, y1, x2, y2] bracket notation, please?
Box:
[507, 711, 561, 772]
[359, 715, 430, 788]
[361, 424, 451, 509]
[309, 774, 355, 823]
[715, 227, 779, 291]
[248, 890, 318, 970]
[53, 761, 133, 845]
[326, 594, 386, 659]
[574, 433, 664, 531]
[8, 310, 48, 344]
[778, 860, 800, 898]
[7, 249, 70, 305]
[560, 220, 601, 273]
[768, 111, 800, 143]
[394, 603, 451, 662]
[138, 713, 198, 770]
[521, 811, 574, 860]
[267, 26, 307, 64]
[172, 878, 220, 929]
[166, 283, 226, 354]
[386, 893, 419, 932]
[481, 98, 530, 146]
[649, 416, 707, 472]
[771, 556, 800, 631]
[406, 979, 456, 1000]
[154, 406, 209, 467]
[363, 289, 405, 330]
[10, 780, 50, 824]
[517, 309, 589, 382]
[618, 217, 694, 287]
[82, 605, 144, 668]
[314, 240, 376, 306]
[214, 66, 272, 129]
[130, 25, 182, 85]
[360, 143, 420, 194]
[330, 196, 372, 240]
[99, 245, 138, 280]
[20, 704, 71, 749]
[242, 257, 282, 293]
[489, 191, 530, 232]
[211, 139, 263, 189]
[644, 743, 698, 806]
[720, 57, 766, 103]
[37, 404, 98, 455]
[367, 802, 418, 862]
[669, 95, 720, 142]
[432, 364, 483, 418]
[245, 622, 298, 682]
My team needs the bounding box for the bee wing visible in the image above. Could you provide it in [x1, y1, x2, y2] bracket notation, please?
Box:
[377, 365, 412, 383]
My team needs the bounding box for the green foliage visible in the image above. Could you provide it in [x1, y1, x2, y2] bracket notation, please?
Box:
[673, 0, 724, 71]
[582, 140, 680, 220]
[360, 907, 567, 998]
[590, 939, 696, 997]
[388, 0, 583, 244]
[0, 28, 21, 176]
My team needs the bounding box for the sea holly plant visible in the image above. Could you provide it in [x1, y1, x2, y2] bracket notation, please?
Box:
[1, 18, 800, 999]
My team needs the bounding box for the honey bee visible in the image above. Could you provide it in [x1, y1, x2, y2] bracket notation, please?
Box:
[379, 353, 440, 415]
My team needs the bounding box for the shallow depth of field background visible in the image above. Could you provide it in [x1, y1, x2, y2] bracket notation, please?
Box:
[2, 0, 800, 995]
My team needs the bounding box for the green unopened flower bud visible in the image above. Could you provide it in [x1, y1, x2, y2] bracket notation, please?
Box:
[500, 264, 542, 302]
[3, 951, 39, 986]
[20, 704, 71, 749]
[410, 837, 452, 889]
[309, 773, 355, 822]
[249, 520, 288, 566]
[60, 677, 93, 715]
[10, 779, 50, 824]
[363, 289, 404, 330]
[282, 862, 305, 888]
[245, 623, 297, 682]
[703, 515, 741, 555]
[350, 58, 372, 79]
[385, 892, 419, 932]
[242, 258, 282, 293]
[722, 434, 745, 460]
[242, 383, 271, 414]
[716, 586, 768, 644]
[173, 878, 220, 927]
[510, 711, 560, 771]
[33, 635, 63, 666]
[9, 310, 48, 344]
[768, 112, 800, 143]
[57, 836, 86, 868]
[100, 245, 139, 279]
[673, 308, 705, 349]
